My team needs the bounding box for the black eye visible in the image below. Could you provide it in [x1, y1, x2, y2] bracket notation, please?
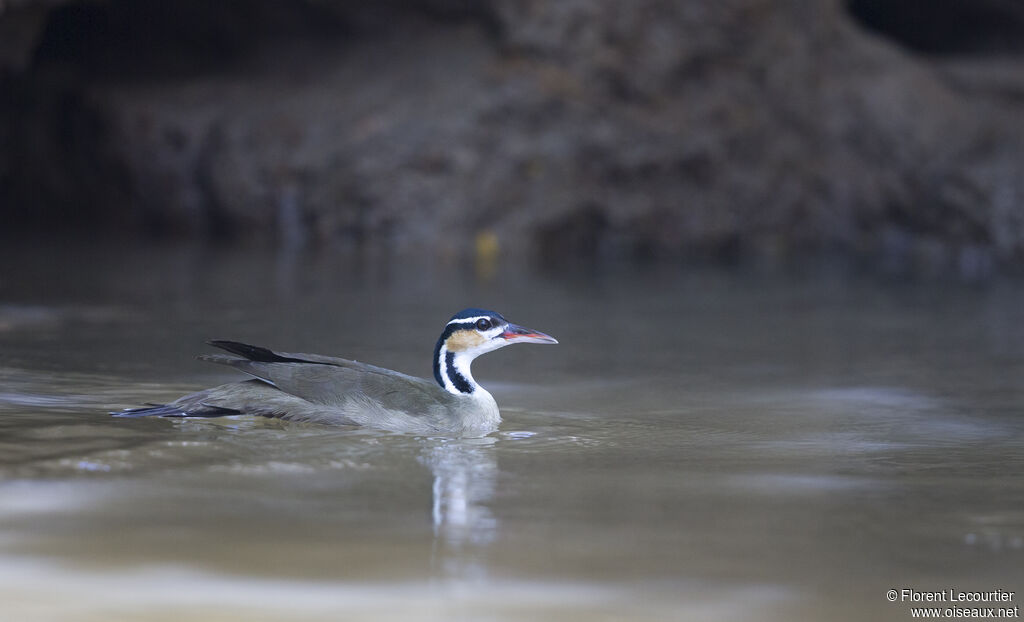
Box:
[475, 318, 492, 331]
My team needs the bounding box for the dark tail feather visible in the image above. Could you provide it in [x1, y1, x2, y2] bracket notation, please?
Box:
[111, 403, 240, 418]
[112, 403, 187, 417]
[206, 340, 308, 364]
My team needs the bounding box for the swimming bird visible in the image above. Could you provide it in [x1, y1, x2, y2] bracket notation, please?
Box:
[113, 308, 557, 436]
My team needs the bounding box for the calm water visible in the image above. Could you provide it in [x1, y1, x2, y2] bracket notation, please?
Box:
[1, 241, 1022, 621]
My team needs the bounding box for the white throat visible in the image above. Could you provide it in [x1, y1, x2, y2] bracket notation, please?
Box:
[438, 346, 483, 396]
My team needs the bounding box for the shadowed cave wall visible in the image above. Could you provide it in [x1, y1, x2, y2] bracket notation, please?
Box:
[2, 0, 1024, 272]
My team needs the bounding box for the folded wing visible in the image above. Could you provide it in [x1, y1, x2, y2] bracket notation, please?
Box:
[202, 340, 456, 414]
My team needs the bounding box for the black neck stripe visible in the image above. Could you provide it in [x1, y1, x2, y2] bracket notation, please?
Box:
[433, 320, 489, 391]
[444, 351, 474, 394]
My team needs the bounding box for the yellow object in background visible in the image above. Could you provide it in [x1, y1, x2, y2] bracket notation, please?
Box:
[475, 230, 500, 281]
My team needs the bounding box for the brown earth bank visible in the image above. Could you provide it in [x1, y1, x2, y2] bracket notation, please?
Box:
[2, 0, 1024, 274]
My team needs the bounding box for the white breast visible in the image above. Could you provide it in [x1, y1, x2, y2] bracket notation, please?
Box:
[454, 388, 501, 437]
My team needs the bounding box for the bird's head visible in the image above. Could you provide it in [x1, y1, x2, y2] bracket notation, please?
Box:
[433, 308, 557, 394]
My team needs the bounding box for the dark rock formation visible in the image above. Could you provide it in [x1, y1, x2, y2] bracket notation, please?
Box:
[2, 0, 1023, 272]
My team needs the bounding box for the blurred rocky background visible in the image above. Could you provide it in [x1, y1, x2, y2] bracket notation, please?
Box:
[1, 0, 1023, 273]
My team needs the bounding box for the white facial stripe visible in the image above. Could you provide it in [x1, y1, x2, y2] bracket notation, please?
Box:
[446, 316, 495, 326]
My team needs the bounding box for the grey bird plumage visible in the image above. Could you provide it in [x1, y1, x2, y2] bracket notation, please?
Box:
[114, 309, 557, 437]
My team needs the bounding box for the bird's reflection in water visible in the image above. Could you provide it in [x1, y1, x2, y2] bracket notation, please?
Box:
[420, 437, 499, 580]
